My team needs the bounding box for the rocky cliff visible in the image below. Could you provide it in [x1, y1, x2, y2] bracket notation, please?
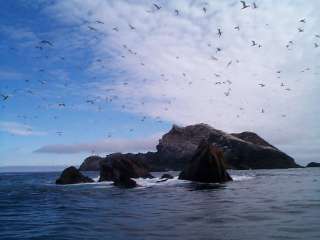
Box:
[79, 123, 300, 171]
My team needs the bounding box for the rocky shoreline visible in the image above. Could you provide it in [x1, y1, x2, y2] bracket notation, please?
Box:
[56, 123, 303, 188]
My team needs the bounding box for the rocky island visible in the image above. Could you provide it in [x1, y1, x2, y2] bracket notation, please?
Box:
[79, 123, 300, 171]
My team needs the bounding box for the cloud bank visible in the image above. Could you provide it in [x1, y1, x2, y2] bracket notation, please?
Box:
[34, 134, 160, 154]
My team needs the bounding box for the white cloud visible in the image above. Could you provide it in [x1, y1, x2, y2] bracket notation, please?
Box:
[38, 0, 320, 163]
[0, 121, 47, 136]
[34, 134, 161, 154]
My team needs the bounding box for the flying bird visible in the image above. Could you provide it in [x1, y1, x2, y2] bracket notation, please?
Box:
[40, 40, 53, 46]
[217, 28, 222, 37]
[112, 27, 119, 31]
[226, 61, 232, 67]
[240, 1, 250, 9]
[252, 2, 258, 9]
[314, 43, 319, 48]
[153, 3, 161, 10]
[298, 28, 304, 32]
[88, 26, 98, 31]
[203, 7, 207, 13]
[299, 18, 306, 23]
[1, 94, 9, 101]
[129, 24, 135, 30]
[96, 20, 104, 24]
[216, 47, 222, 53]
[258, 83, 265, 87]
[174, 9, 179, 15]
[251, 40, 257, 46]
[234, 26, 240, 31]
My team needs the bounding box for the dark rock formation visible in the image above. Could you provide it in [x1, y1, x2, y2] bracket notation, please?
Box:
[56, 166, 94, 185]
[99, 155, 154, 188]
[150, 124, 300, 170]
[306, 162, 320, 168]
[79, 155, 104, 171]
[160, 173, 174, 179]
[78, 123, 300, 172]
[179, 141, 232, 183]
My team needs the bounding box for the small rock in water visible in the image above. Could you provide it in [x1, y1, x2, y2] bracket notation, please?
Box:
[56, 166, 94, 185]
[179, 140, 232, 183]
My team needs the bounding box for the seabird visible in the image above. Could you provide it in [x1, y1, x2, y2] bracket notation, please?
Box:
[234, 26, 240, 31]
[1, 94, 9, 101]
[217, 28, 222, 37]
[240, 1, 250, 9]
[299, 18, 306, 23]
[40, 40, 53, 46]
[252, 2, 258, 9]
[258, 83, 265, 87]
[88, 26, 98, 31]
[153, 3, 161, 10]
[174, 9, 179, 15]
[298, 28, 304, 32]
[251, 40, 257, 46]
[96, 20, 104, 24]
[129, 24, 135, 30]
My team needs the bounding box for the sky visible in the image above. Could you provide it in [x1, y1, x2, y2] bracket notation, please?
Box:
[0, 0, 319, 167]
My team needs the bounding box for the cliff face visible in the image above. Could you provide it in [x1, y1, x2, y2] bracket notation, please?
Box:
[79, 123, 301, 171]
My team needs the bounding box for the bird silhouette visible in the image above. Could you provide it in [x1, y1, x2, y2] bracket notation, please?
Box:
[298, 28, 304, 32]
[251, 40, 257, 46]
[240, 1, 250, 9]
[96, 20, 104, 24]
[112, 27, 119, 31]
[217, 28, 222, 37]
[258, 83, 265, 87]
[174, 9, 179, 15]
[40, 40, 53, 46]
[203, 7, 207, 13]
[129, 24, 135, 30]
[1, 94, 9, 101]
[234, 26, 240, 31]
[88, 26, 98, 31]
[153, 3, 161, 10]
[252, 2, 258, 9]
[314, 43, 319, 48]
[299, 18, 306, 23]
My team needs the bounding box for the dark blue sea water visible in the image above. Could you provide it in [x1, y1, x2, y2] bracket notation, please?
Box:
[0, 168, 319, 240]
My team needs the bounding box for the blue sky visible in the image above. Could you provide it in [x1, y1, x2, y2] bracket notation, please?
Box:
[1, 0, 319, 166]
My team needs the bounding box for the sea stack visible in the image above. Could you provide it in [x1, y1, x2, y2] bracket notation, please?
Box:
[179, 140, 232, 183]
[55, 166, 94, 185]
[99, 155, 154, 188]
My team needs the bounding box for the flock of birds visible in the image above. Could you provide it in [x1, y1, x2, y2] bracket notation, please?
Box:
[1, 1, 319, 139]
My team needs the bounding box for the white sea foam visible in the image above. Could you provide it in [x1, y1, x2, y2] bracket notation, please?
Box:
[231, 175, 255, 181]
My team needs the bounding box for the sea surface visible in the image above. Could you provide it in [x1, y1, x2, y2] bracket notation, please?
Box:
[0, 167, 319, 240]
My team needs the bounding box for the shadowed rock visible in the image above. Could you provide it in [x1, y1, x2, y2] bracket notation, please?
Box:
[79, 155, 104, 171]
[99, 155, 154, 188]
[306, 162, 320, 168]
[56, 166, 94, 185]
[79, 123, 300, 172]
[179, 141, 232, 183]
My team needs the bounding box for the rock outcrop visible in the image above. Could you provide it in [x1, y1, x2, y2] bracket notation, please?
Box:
[99, 155, 154, 188]
[306, 162, 320, 168]
[179, 141, 232, 183]
[150, 124, 300, 170]
[78, 123, 300, 172]
[56, 166, 94, 185]
[79, 155, 104, 171]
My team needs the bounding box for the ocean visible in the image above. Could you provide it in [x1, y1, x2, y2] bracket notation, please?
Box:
[0, 168, 319, 240]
